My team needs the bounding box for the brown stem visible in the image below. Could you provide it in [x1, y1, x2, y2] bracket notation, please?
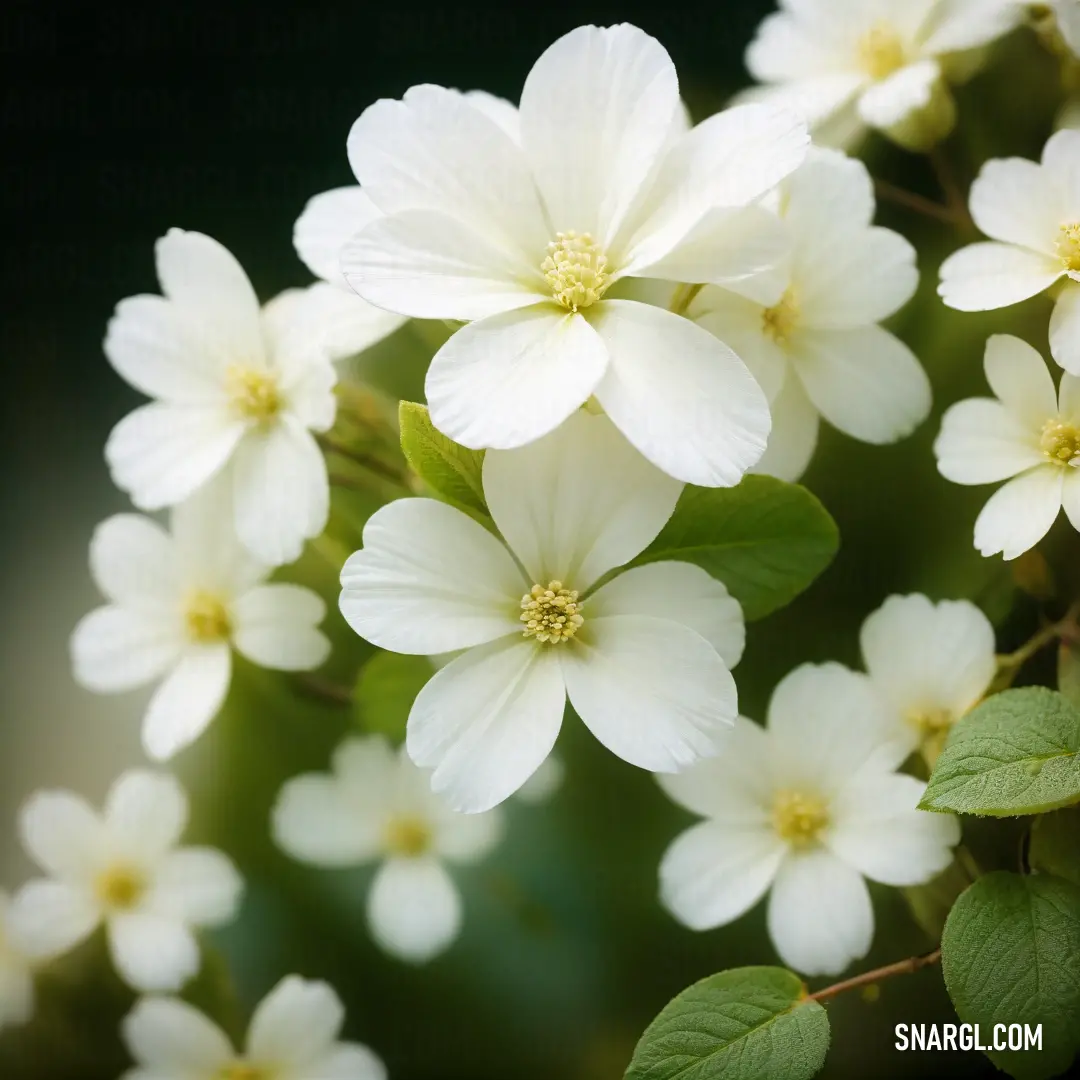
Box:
[873, 179, 958, 225]
[928, 148, 974, 231]
[809, 949, 941, 1003]
[295, 673, 353, 707]
[317, 434, 410, 487]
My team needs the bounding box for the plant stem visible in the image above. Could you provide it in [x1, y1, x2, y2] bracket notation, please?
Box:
[295, 673, 353, 707]
[928, 147, 973, 231]
[669, 282, 704, 316]
[318, 434, 411, 487]
[995, 600, 1080, 683]
[873, 179, 959, 225]
[809, 949, 941, 1003]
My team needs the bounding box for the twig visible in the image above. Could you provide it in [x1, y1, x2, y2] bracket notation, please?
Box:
[995, 599, 1080, 681]
[809, 949, 941, 1003]
[873, 179, 958, 225]
[928, 147, 974, 231]
[295, 673, 353, 707]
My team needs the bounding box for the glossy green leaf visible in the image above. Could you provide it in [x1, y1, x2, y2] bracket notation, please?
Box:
[1030, 808, 1080, 887]
[353, 651, 434, 742]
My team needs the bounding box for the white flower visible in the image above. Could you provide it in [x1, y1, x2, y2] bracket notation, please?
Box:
[1043, 1, 1080, 56]
[745, 0, 1021, 149]
[342, 23, 813, 487]
[121, 975, 385, 1080]
[658, 662, 960, 976]
[934, 334, 1080, 560]
[9, 771, 242, 993]
[273, 735, 502, 963]
[104, 228, 338, 566]
[339, 411, 745, 813]
[860, 593, 997, 759]
[0, 891, 34, 1033]
[939, 130, 1080, 373]
[71, 484, 331, 761]
[514, 755, 565, 804]
[691, 147, 928, 481]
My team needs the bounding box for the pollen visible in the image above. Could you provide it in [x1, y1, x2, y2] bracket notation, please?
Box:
[906, 706, 954, 734]
[520, 581, 584, 644]
[772, 790, 829, 847]
[185, 590, 232, 643]
[762, 289, 800, 344]
[225, 365, 281, 422]
[542, 231, 609, 311]
[95, 864, 146, 910]
[1056, 223, 1080, 273]
[384, 816, 432, 857]
[1040, 419, 1080, 466]
[856, 22, 906, 80]
[215, 1065, 265, 1080]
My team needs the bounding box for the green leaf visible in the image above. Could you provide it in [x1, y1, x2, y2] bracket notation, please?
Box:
[919, 687, 1080, 817]
[903, 858, 972, 940]
[398, 401, 487, 516]
[353, 652, 434, 742]
[1030, 808, 1080, 887]
[627, 478, 839, 621]
[941, 871, 1080, 1080]
[624, 966, 829, 1080]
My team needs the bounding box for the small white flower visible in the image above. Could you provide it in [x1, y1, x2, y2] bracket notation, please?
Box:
[342, 23, 813, 486]
[340, 411, 745, 813]
[0, 891, 34, 1033]
[1042, 1, 1080, 56]
[658, 662, 960, 976]
[692, 147, 928, 481]
[860, 593, 997, 758]
[71, 484, 331, 761]
[939, 130, 1080, 373]
[745, 0, 1021, 148]
[104, 228, 338, 566]
[273, 735, 502, 963]
[934, 334, 1080, 560]
[9, 771, 242, 992]
[121, 974, 385, 1080]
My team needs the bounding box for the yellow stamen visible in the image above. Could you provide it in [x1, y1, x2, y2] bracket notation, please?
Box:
[542, 231, 609, 311]
[520, 581, 584, 644]
[225, 365, 281, 422]
[906, 706, 954, 735]
[215, 1065, 264, 1080]
[384, 816, 432, 857]
[95, 865, 145, 910]
[1057, 223, 1080, 273]
[856, 22, 907, 80]
[184, 590, 232, 643]
[1040, 419, 1080, 466]
[772, 790, 829, 847]
[761, 288, 800, 344]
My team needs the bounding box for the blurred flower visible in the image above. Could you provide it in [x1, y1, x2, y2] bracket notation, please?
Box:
[692, 148, 928, 481]
[71, 484, 330, 762]
[939, 130, 1080, 373]
[9, 771, 242, 992]
[121, 975, 385, 1080]
[514, 755, 565, 805]
[104, 228, 337, 566]
[340, 411, 745, 813]
[934, 334, 1080, 559]
[860, 593, 997, 761]
[342, 23, 813, 486]
[1038, 0, 1080, 56]
[744, 0, 1021, 149]
[272, 735, 502, 963]
[0, 891, 34, 1033]
[658, 663, 960, 976]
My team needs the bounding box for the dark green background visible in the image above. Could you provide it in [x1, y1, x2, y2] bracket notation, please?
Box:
[0, 2, 1066, 1077]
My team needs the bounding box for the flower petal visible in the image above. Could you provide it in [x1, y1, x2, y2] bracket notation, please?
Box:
[106, 403, 245, 511]
[856, 59, 938, 130]
[933, 398, 1043, 484]
[407, 637, 565, 813]
[88, 514, 179, 608]
[306, 1044, 388, 1080]
[8, 881, 99, 960]
[147, 848, 243, 926]
[19, 792, 105, 879]
[1050, 281, 1080, 376]
[247, 976, 344, 1066]
[108, 913, 199, 991]
[766, 849, 873, 976]
[1042, 129, 1080, 219]
[938, 242, 1062, 311]
[482, 409, 682, 590]
[561, 614, 737, 773]
[231, 584, 329, 670]
[294, 186, 382, 285]
[829, 772, 960, 885]
[142, 644, 232, 762]
[660, 822, 784, 930]
[431, 805, 503, 865]
[1062, 468, 1080, 532]
[340, 498, 523, 654]
[465, 90, 521, 143]
[751, 371, 820, 482]
[783, 147, 875, 240]
[366, 857, 462, 963]
[520, 24, 678, 244]
[122, 997, 233, 1071]
[788, 325, 931, 443]
[984, 333, 1058, 425]
[71, 607, 183, 693]
[590, 300, 771, 486]
[426, 306, 609, 451]
[920, 0, 1023, 52]
[968, 158, 1063, 252]
[589, 562, 744, 667]
[973, 467, 1063, 560]
[105, 771, 188, 862]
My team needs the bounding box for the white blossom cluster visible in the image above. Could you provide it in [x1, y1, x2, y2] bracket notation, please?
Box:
[7, 2, 1073, 1067]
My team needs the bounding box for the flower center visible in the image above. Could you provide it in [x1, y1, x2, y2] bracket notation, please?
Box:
[520, 581, 584, 644]
[383, 816, 432, 857]
[772, 790, 829, 847]
[856, 22, 906, 80]
[906, 706, 954, 734]
[1040, 419, 1080, 466]
[225, 365, 282, 422]
[761, 288, 800, 344]
[215, 1065, 266, 1080]
[184, 590, 232, 643]
[1057, 223, 1080, 272]
[95, 864, 146, 911]
[542, 231, 610, 311]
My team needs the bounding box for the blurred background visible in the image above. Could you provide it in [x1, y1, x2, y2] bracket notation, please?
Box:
[0, 2, 1068, 1077]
